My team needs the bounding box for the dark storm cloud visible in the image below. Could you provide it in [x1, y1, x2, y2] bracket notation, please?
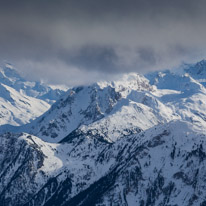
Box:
[0, 0, 206, 85]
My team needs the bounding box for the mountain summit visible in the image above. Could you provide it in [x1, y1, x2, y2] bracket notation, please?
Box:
[184, 59, 206, 86]
[0, 63, 67, 126]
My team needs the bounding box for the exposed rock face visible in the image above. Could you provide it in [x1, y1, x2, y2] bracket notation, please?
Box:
[1, 121, 206, 206]
[2, 73, 160, 143]
[0, 133, 45, 206]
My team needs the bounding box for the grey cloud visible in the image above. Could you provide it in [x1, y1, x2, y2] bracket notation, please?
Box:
[0, 0, 206, 85]
[65, 46, 119, 73]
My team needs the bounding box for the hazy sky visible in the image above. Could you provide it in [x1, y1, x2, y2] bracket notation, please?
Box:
[1, 0, 206, 85]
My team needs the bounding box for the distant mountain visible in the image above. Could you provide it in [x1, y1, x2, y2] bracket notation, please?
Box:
[184, 59, 206, 86]
[146, 68, 206, 126]
[2, 73, 178, 142]
[0, 63, 68, 103]
[0, 63, 67, 126]
[3, 69, 206, 143]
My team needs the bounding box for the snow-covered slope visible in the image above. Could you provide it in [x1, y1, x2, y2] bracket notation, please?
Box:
[1, 120, 206, 206]
[184, 59, 206, 86]
[4, 70, 206, 143]
[3, 73, 179, 143]
[0, 63, 68, 103]
[0, 63, 67, 126]
[0, 83, 50, 125]
[147, 69, 206, 128]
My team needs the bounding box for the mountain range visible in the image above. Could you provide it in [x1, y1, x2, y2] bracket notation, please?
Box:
[1, 60, 206, 205]
[0, 63, 67, 126]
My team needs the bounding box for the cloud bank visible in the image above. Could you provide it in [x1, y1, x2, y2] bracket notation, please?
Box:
[1, 0, 206, 85]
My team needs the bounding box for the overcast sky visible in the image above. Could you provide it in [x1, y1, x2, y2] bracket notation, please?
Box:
[1, 0, 206, 85]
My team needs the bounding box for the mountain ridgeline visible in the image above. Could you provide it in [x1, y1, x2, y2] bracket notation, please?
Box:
[1, 60, 206, 205]
[0, 63, 67, 126]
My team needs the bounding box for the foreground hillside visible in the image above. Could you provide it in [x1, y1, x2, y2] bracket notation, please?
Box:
[1, 120, 206, 206]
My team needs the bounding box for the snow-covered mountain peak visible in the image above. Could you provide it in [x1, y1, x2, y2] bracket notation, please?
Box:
[191, 59, 206, 75]
[183, 59, 206, 86]
[17, 82, 122, 142]
[147, 69, 205, 94]
[0, 62, 68, 126]
[113, 73, 154, 93]
[95, 73, 153, 99]
[1, 72, 176, 143]
[3, 65, 206, 143]
[0, 63, 22, 85]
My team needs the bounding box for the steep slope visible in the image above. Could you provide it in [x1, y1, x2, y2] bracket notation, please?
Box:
[6, 73, 178, 143]
[184, 59, 206, 86]
[0, 133, 63, 206]
[73, 120, 206, 206]
[146, 59, 206, 88]
[147, 70, 206, 128]
[0, 63, 67, 104]
[146, 69, 204, 92]
[0, 83, 50, 125]
[0, 63, 67, 126]
[1, 120, 206, 206]
[3, 70, 206, 143]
